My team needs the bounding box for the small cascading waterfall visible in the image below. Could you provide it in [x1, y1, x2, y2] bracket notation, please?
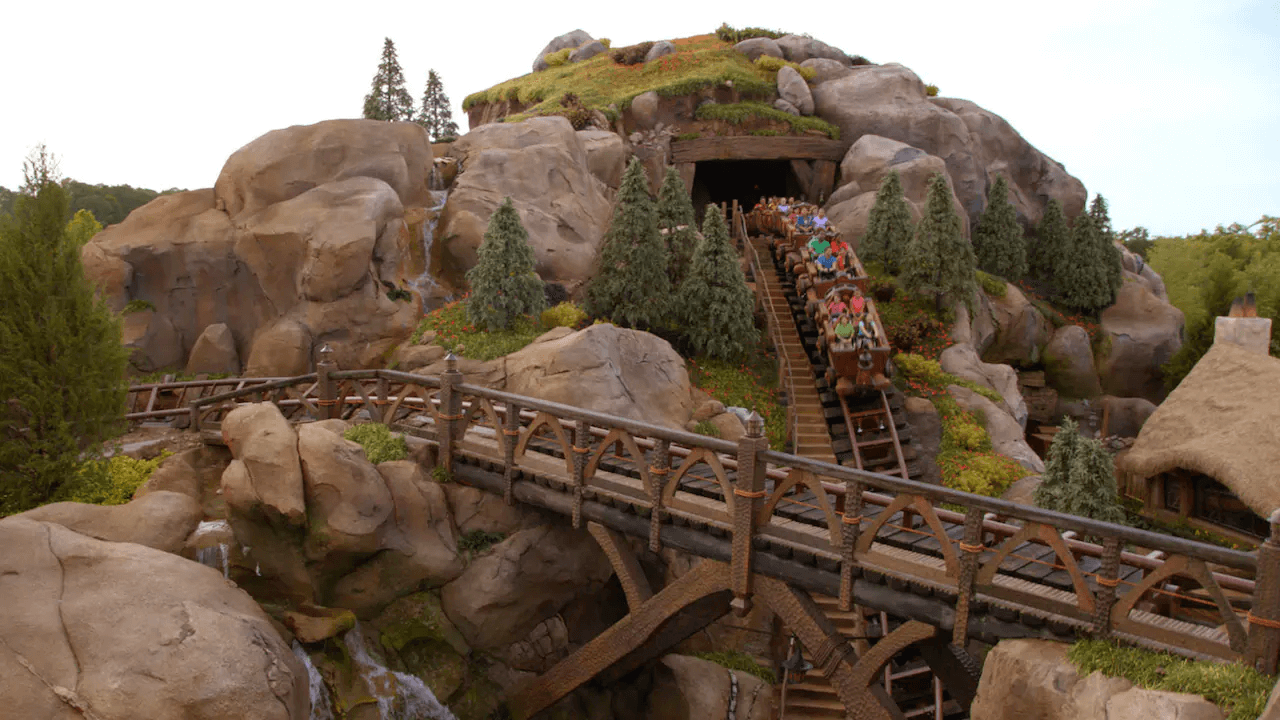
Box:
[191, 519, 232, 579]
[343, 622, 457, 720]
[291, 641, 335, 720]
[410, 190, 451, 311]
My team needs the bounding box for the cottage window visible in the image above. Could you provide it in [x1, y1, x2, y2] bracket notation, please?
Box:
[1163, 475, 1181, 512]
[1193, 476, 1269, 539]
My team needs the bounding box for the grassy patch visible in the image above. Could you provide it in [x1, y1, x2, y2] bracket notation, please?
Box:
[714, 23, 787, 43]
[893, 353, 1003, 404]
[59, 450, 174, 505]
[343, 423, 408, 464]
[933, 395, 1026, 497]
[1019, 281, 1107, 348]
[694, 650, 777, 684]
[458, 529, 505, 556]
[753, 55, 817, 81]
[412, 300, 545, 361]
[464, 35, 776, 120]
[694, 101, 840, 139]
[1121, 498, 1251, 550]
[1067, 639, 1271, 720]
[976, 270, 1007, 298]
[540, 301, 587, 329]
[868, 272, 954, 362]
[693, 420, 721, 438]
[688, 354, 786, 451]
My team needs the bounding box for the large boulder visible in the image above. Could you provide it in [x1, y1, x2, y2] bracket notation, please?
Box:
[502, 323, 694, 430]
[443, 484, 544, 536]
[982, 283, 1053, 366]
[439, 117, 612, 292]
[939, 343, 1028, 429]
[1098, 395, 1157, 439]
[1097, 276, 1185, 404]
[814, 64, 1086, 230]
[646, 654, 772, 720]
[948, 385, 1044, 473]
[577, 129, 628, 189]
[825, 135, 966, 242]
[532, 30, 595, 72]
[185, 322, 241, 375]
[1118, 244, 1169, 301]
[951, 288, 998, 354]
[15, 490, 201, 555]
[0, 517, 309, 720]
[732, 37, 783, 62]
[970, 639, 1223, 720]
[801, 58, 854, 84]
[441, 525, 613, 651]
[776, 66, 814, 116]
[775, 34, 849, 65]
[904, 396, 943, 486]
[1043, 325, 1103, 399]
[570, 40, 608, 64]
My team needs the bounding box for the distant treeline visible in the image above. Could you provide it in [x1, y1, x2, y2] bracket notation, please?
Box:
[0, 180, 185, 226]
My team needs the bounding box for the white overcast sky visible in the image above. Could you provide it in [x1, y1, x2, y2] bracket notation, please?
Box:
[1, 0, 1275, 236]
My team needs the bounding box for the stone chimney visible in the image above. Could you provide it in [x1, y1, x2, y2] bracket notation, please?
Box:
[1215, 293, 1272, 355]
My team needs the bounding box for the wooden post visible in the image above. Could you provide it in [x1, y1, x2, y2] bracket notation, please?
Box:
[503, 402, 521, 506]
[438, 353, 462, 478]
[1092, 536, 1122, 639]
[1248, 510, 1280, 673]
[316, 343, 337, 420]
[571, 419, 590, 529]
[839, 478, 865, 612]
[953, 507, 984, 647]
[732, 411, 768, 617]
[374, 375, 389, 423]
[649, 439, 670, 552]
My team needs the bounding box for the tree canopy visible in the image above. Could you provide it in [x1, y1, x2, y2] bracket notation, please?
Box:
[363, 38, 415, 122]
[584, 158, 671, 329]
[465, 198, 546, 330]
[1033, 417, 1126, 525]
[860, 170, 913, 274]
[656, 167, 699, 290]
[675, 206, 759, 360]
[417, 69, 460, 141]
[1027, 198, 1071, 293]
[972, 175, 1026, 281]
[899, 173, 975, 311]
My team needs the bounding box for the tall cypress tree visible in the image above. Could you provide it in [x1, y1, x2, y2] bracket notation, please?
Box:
[676, 207, 759, 360]
[0, 164, 129, 514]
[465, 198, 546, 330]
[363, 38, 415, 122]
[861, 171, 913, 273]
[899, 173, 975, 311]
[1033, 417, 1126, 524]
[584, 158, 671, 329]
[656, 167, 699, 290]
[973, 175, 1026, 281]
[1028, 198, 1071, 292]
[416, 69, 460, 141]
[1089, 195, 1123, 304]
[1056, 212, 1113, 313]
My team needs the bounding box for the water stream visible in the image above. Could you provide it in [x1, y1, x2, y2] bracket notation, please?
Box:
[410, 190, 450, 311]
[292, 642, 336, 720]
[191, 519, 232, 579]
[343, 623, 457, 720]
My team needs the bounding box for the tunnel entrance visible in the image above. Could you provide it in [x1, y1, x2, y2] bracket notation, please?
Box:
[690, 160, 802, 220]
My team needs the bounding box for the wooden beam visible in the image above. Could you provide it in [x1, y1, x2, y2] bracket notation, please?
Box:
[812, 160, 837, 204]
[670, 136, 851, 163]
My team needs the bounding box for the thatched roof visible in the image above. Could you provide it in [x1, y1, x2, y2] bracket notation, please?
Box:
[1119, 342, 1280, 519]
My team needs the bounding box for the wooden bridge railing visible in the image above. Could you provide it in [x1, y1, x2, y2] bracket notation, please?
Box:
[131, 362, 1280, 672]
[742, 221, 799, 452]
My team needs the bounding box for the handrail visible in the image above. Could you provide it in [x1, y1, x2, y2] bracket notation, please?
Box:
[743, 233, 798, 451]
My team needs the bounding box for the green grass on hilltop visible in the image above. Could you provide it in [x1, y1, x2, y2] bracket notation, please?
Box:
[695, 101, 839, 140]
[464, 34, 789, 124]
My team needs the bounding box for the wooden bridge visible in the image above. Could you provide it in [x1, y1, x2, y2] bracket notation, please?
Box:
[125, 355, 1280, 719]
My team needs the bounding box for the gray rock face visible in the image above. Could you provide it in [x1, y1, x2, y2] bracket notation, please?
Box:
[982, 283, 1053, 366]
[645, 40, 676, 62]
[775, 34, 850, 65]
[1098, 395, 1157, 438]
[904, 396, 943, 486]
[533, 30, 595, 72]
[939, 343, 1028, 429]
[0, 517, 309, 720]
[776, 65, 814, 115]
[814, 64, 1086, 230]
[732, 37, 783, 61]
[569, 40, 607, 64]
[1097, 277, 1185, 403]
[801, 58, 854, 84]
[577, 129, 628, 189]
[186, 322, 240, 375]
[1043, 325, 1103, 399]
[630, 90, 661, 130]
[773, 98, 800, 116]
[949, 385, 1044, 473]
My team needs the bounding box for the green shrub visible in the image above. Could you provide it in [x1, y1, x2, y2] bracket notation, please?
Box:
[610, 42, 655, 66]
[122, 298, 156, 314]
[62, 451, 173, 506]
[693, 420, 721, 438]
[694, 651, 777, 684]
[1068, 640, 1271, 720]
[676, 132, 701, 141]
[925, 84, 939, 97]
[413, 300, 543, 361]
[458, 529, 505, 554]
[715, 23, 786, 43]
[694, 101, 839, 139]
[933, 394, 1025, 497]
[540, 302, 587, 329]
[343, 423, 408, 464]
[386, 287, 413, 302]
[430, 465, 452, 483]
[849, 55, 872, 66]
[599, 38, 612, 49]
[543, 48, 571, 67]
[752, 56, 817, 81]
[893, 353, 1004, 404]
[976, 270, 1007, 298]
[689, 355, 785, 451]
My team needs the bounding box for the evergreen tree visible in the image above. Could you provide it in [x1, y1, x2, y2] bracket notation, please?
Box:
[1033, 417, 1126, 524]
[465, 198, 546, 330]
[584, 158, 671, 329]
[656, 167, 699, 289]
[972, 175, 1026, 281]
[0, 160, 129, 515]
[416, 69, 460, 141]
[363, 38, 415, 122]
[1055, 212, 1111, 312]
[1028, 198, 1071, 291]
[676, 207, 759, 360]
[861, 171, 913, 273]
[1089, 195, 1123, 303]
[899, 173, 975, 311]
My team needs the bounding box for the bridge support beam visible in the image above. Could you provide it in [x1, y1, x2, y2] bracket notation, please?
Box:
[732, 412, 768, 617]
[1248, 511, 1280, 674]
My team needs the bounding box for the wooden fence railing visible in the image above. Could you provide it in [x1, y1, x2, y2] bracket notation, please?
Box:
[133, 361, 1280, 672]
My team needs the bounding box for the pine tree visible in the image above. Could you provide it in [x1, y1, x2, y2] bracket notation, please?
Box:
[0, 159, 129, 515]
[656, 167, 699, 290]
[584, 158, 671, 329]
[676, 207, 759, 360]
[1033, 417, 1126, 524]
[861, 171, 913, 273]
[1089, 195, 1123, 304]
[899, 173, 975, 311]
[465, 198, 546, 330]
[363, 38, 415, 122]
[1054, 212, 1108, 312]
[416, 69, 460, 141]
[1028, 198, 1071, 292]
[973, 175, 1026, 281]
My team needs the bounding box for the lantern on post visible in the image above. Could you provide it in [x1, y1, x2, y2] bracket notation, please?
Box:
[782, 635, 813, 684]
[317, 343, 337, 419]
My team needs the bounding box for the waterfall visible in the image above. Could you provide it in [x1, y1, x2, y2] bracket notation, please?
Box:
[291, 642, 335, 720]
[410, 190, 450, 311]
[191, 519, 231, 579]
[343, 623, 457, 720]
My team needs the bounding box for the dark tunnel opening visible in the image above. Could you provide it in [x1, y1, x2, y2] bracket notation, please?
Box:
[690, 160, 804, 221]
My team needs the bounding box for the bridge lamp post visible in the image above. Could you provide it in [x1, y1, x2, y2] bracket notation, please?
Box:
[779, 634, 813, 718]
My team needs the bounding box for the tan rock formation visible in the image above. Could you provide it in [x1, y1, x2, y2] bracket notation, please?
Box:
[646, 654, 772, 720]
[939, 342, 1029, 428]
[186, 322, 241, 375]
[14, 490, 201, 555]
[1043, 325, 1103, 399]
[948, 385, 1044, 473]
[1098, 276, 1185, 403]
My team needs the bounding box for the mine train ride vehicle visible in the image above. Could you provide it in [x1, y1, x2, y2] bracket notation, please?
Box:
[749, 202, 895, 397]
